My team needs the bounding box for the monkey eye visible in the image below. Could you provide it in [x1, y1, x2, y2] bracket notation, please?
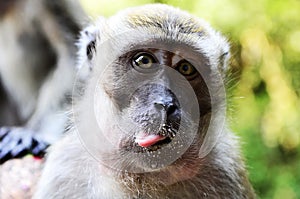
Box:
[132, 52, 157, 70]
[176, 61, 196, 76]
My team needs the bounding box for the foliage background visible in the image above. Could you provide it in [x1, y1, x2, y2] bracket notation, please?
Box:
[79, 0, 300, 198]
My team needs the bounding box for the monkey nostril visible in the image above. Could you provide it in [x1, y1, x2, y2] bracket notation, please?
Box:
[166, 104, 177, 117]
[154, 102, 165, 110]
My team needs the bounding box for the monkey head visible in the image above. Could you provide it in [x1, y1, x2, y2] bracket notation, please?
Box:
[74, 4, 229, 179]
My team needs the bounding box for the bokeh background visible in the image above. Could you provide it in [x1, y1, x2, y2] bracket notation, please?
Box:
[79, 0, 300, 198]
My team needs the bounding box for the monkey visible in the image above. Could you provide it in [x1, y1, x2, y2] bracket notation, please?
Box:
[34, 4, 256, 199]
[0, 0, 87, 163]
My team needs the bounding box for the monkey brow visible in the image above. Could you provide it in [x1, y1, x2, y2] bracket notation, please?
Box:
[127, 12, 206, 35]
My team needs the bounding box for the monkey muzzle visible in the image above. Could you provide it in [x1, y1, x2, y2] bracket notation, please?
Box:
[132, 84, 181, 150]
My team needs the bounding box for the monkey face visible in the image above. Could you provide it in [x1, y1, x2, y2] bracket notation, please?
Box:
[106, 49, 207, 153]
[83, 44, 222, 172]
[75, 6, 228, 173]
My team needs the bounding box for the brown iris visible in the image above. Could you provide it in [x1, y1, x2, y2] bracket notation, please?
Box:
[132, 53, 156, 69]
[176, 61, 196, 76]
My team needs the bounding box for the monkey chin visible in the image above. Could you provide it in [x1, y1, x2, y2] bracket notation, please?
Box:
[111, 127, 203, 186]
[149, 148, 202, 186]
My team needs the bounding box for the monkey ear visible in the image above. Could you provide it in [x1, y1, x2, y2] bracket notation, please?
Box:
[76, 18, 106, 80]
[219, 51, 230, 69]
[217, 41, 230, 74]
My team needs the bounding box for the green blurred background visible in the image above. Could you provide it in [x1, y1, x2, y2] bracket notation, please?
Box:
[79, 0, 300, 198]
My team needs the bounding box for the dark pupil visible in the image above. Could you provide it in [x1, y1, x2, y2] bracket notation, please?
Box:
[141, 56, 149, 64]
[182, 64, 189, 72]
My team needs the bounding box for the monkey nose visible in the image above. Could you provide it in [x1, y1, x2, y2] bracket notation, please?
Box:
[135, 133, 167, 148]
[154, 101, 181, 125]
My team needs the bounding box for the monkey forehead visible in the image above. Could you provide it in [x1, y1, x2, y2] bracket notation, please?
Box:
[126, 5, 204, 35]
[104, 4, 229, 69]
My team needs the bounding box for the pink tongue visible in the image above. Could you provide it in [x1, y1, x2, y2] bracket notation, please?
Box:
[135, 134, 166, 148]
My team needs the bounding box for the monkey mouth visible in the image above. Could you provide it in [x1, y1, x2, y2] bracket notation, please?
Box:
[134, 124, 176, 152]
